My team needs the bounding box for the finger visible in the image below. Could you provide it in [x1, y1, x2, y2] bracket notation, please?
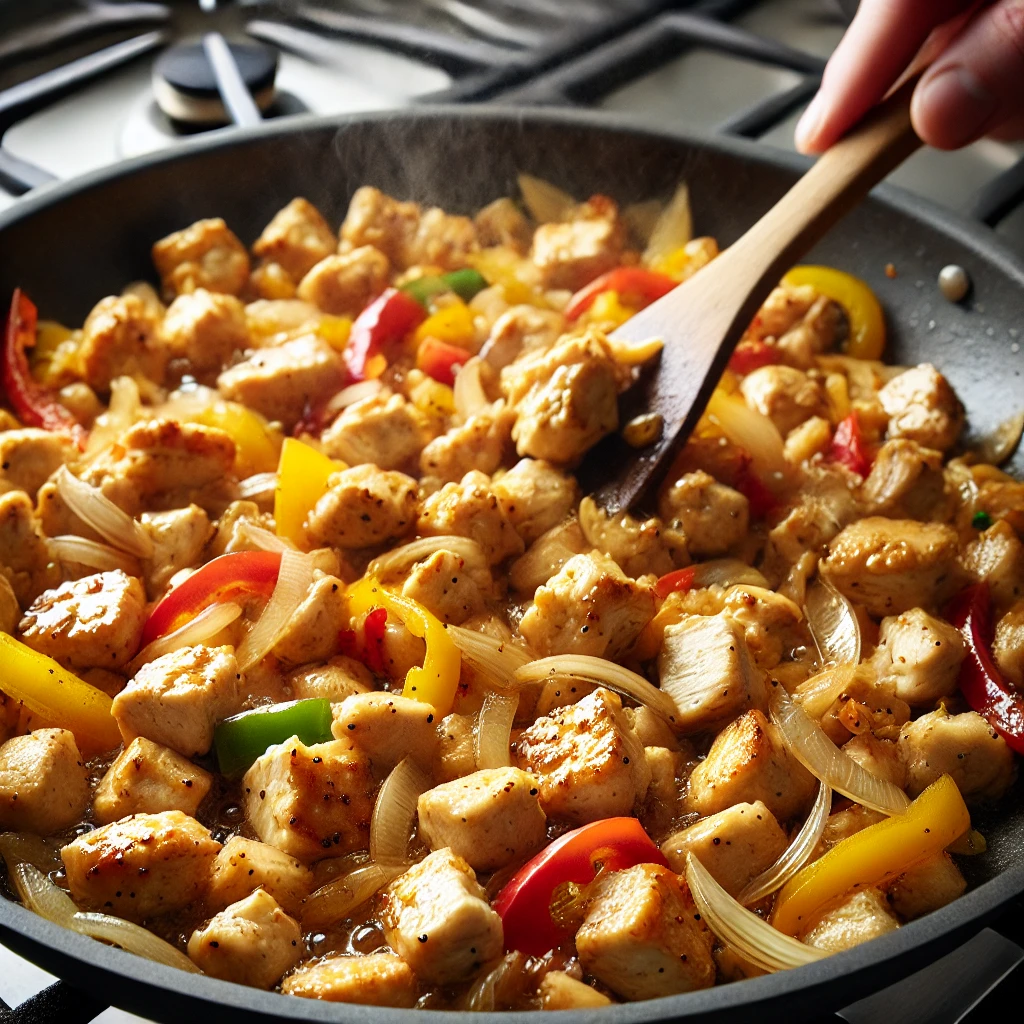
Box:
[912, 0, 1024, 148]
[795, 0, 971, 153]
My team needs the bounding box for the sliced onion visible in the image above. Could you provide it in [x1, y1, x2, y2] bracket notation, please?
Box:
[463, 952, 529, 1011]
[236, 520, 298, 553]
[86, 375, 141, 456]
[453, 357, 489, 420]
[769, 684, 910, 816]
[805, 577, 861, 668]
[515, 655, 680, 726]
[322, 379, 386, 421]
[236, 548, 314, 671]
[975, 411, 1024, 467]
[518, 173, 575, 223]
[130, 602, 242, 671]
[369, 535, 486, 582]
[47, 535, 141, 576]
[72, 912, 199, 973]
[447, 624, 532, 688]
[705, 389, 787, 484]
[370, 757, 431, 868]
[238, 472, 279, 501]
[623, 199, 664, 247]
[737, 781, 832, 906]
[684, 854, 825, 973]
[644, 182, 693, 265]
[12, 863, 77, 928]
[476, 690, 519, 769]
[0, 833, 62, 873]
[55, 465, 154, 559]
[793, 663, 869, 721]
[301, 862, 400, 930]
[691, 559, 769, 592]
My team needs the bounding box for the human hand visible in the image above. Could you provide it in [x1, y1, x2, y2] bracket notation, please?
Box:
[796, 0, 1024, 153]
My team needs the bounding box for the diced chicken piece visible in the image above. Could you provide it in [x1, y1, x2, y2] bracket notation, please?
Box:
[740, 365, 829, 436]
[659, 471, 749, 558]
[0, 729, 89, 833]
[745, 283, 820, 343]
[821, 804, 885, 849]
[113, 645, 238, 757]
[62, 810, 220, 919]
[419, 404, 514, 484]
[842, 733, 907, 789]
[206, 836, 313, 916]
[340, 187, 420, 265]
[283, 952, 419, 1007]
[188, 889, 302, 988]
[381, 847, 503, 984]
[802, 888, 899, 950]
[0, 428, 72, 499]
[242, 737, 375, 862]
[297, 246, 390, 316]
[898, 707, 1015, 804]
[479, 306, 565, 372]
[722, 585, 804, 671]
[502, 331, 623, 464]
[407, 206, 479, 270]
[766, 465, 859, 566]
[77, 293, 167, 392]
[576, 863, 714, 1000]
[872, 608, 965, 706]
[0, 574, 17, 635]
[994, 599, 1024, 687]
[660, 801, 788, 896]
[687, 708, 816, 821]
[401, 549, 491, 625]
[784, 415, 833, 466]
[658, 614, 765, 734]
[305, 465, 418, 550]
[434, 712, 476, 782]
[285, 656, 372, 703]
[539, 972, 613, 1009]
[417, 767, 546, 872]
[774, 294, 842, 368]
[509, 519, 588, 596]
[418, 471, 524, 565]
[820, 517, 961, 618]
[160, 289, 249, 379]
[152, 217, 250, 298]
[475, 198, 532, 253]
[19, 570, 146, 671]
[321, 393, 430, 472]
[859, 439, 948, 520]
[531, 207, 625, 291]
[962, 520, 1024, 611]
[93, 736, 212, 824]
[641, 745, 688, 840]
[492, 458, 578, 545]
[976, 477, 1024, 536]
[0, 491, 58, 606]
[332, 692, 438, 771]
[515, 688, 651, 825]
[252, 197, 336, 281]
[269, 574, 346, 668]
[627, 705, 683, 750]
[217, 333, 344, 431]
[140, 504, 213, 599]
[885, 852, 966, 921]
[878, 364, 964, 452]
[578, 496, 684, 578]
[520, 550, 655, 658]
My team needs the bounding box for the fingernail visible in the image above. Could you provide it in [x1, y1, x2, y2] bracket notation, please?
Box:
[918, 65, 997, 148]
[795, 92, 827, 153]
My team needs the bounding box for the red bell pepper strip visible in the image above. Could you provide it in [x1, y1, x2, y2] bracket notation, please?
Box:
[493, 817, 668, 956]
[416, 336, 471, 387]
[142, 550, 281, 647]
[655, 566, 697, 600]
[735, 465, 778, 520]
[2, 289, 86, 449]
[829, 412, 872, 477]
[947, 583, 1024, 755]
[338, 606, 388, 675]
[728, 339, 780, 376]
[343, 288, 426, 382]
[564, 268, 677, 322]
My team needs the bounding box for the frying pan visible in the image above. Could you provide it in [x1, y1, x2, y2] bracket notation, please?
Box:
[1, 108, 1023, 1023]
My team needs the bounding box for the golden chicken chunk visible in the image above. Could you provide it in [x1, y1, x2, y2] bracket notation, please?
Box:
[492, 457, 579, 545]
[419, 405, 514, 485]
[0, 729, 89, 834]
[331, 691, 439, 772]
[152, 217, 250, 298]
[252, 197, 336, 281]
[400, 548, 491, 625]
[0, 428, 72, 500]
[859, 439, 948, 520]
[283, 952, 419, 1007]
[872, 607, 965, 706]
[739, 365, 829, 436]
[321, 392, 431, 472]
[160, 288, 249, 379]
[77, 293, 166, 393]
[0, 490, 58, 607]
[297, 246, 390, 316]
[658, 470, 749, 558]
[802, 888, 899, 951]
[885, 852, 966, 920]
[531, 212, 624, 291]
[305, 465, 418, 550]
[270, 574, 348, 668]
[878, 363, 964, 452]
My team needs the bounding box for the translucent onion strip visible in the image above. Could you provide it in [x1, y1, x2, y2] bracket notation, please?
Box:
[236, 520, 298, 553]
[476, 690, 519, 770]
[518, 173, 575, 223]
[238, 472, 279, 501]
[447, 624, 531, 688]
[453, 358, 489, 420]
[72, 912, 200, 973]
[793, 663, 871, 721]
[738, 781, 832, 906]
[463, 951, 528, 1011]
[805, 577, 861, 668]
[369, 536, 485, 582]
[301, 862, 400, 930]
[691, 559, 769, 592]
[130, 602, 242, 671]
[705, 389, 787, 483]
[48, 535, 141, 576]
[236, 548, 314, 671]
[643, 182, 693, 265]
[322, 379, 385, 421]
[769, 685, 910, 816]
[370, 757, 431, 868]
[12, 863, 77, 928]
[515, 655, 680, 726]
[684, 854, 825, 973]
[0, 833, 62, 874]
[55, 465, 154, 558]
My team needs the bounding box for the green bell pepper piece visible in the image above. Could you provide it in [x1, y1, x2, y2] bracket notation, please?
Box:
[214, 699, 334, 777]
[401, 269, 488, 307]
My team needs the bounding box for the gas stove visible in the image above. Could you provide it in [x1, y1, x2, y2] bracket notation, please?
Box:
[1, 2, 1024, 1022]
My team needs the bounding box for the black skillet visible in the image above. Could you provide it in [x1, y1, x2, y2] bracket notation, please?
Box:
[1, 108, 1023, 1024]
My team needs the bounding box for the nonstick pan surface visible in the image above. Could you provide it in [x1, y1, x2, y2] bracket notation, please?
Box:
[1, 107, 1023, 1024]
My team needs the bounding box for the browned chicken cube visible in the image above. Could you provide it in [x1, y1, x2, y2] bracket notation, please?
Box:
[419, 405, 514, 484]
[284, 656, 372, 703]
[962, 520, 1024, 612]
[475, 198, 532, 253]
[340, 186, 420, 267]
[532, 209, 624, 291]
[160, 289, 249, 379]
[842, 733, 906, 790]
[77, 293, 167, 392]
[140, 504, 213, 599]
[480, 306, 565, 371]
[492, 458, 579, 545]
[321, 392, 431, 472]
[578, 497, 683, 578]
[0, 729, 89, 833]
[206, 836, 314, 916]
[0, 428, 72, 500]
[739, 365, 829, 436]
[859, 439, 948, 520]
[878, 363, 964, 452]
[331, 692, 439, 772]
[270, 574, 347, 668]
[658, 470, 750, 558]
[885, 852, 966, 920]
[539, 972, 613, 1009]
[0, 490, 58, 606]
[802, 888, 899, 950]
[400, 548, 491, 625]
[252, 197, 336, 281]
[872, 607, 965, 706]
[282, 952, 419, 1007]
[152, 217, 250, 298]
[994, 599, 1024, 687]
[297, 246, 390, 316]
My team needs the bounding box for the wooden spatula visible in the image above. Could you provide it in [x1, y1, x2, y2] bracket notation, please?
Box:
[582, 76, 922, 514]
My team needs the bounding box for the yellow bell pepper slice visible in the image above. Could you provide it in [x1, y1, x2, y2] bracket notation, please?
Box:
[193, 400, 283, 478]
[274, 438, 346, 547]
[346, 577, 461, 715]
[783, 265, 886, 361]
[586, 290, 637, 329]
[0, 634, 121, 755]
[316, 315, 353, 352]
[772, 774, 970, 936]
[413, 300, 475, 348]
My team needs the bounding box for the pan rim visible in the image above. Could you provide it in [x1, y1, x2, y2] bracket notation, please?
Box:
[1, 103, 1023, 1022]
